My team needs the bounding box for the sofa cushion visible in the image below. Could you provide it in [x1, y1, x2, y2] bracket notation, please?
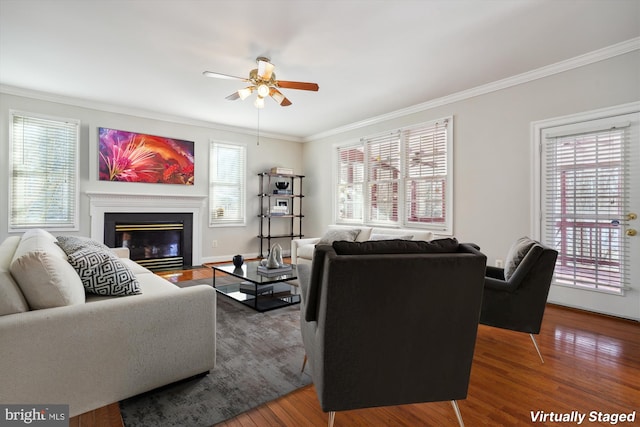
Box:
[10, 229, 85, 309]
[317, 228, 361, 245]
[0, 236, 29, 315]
[332, 238, 459, 255]
[68, 246, 141, 296]
[369, 233, 414, 241]
[56, 235, 110, 255]
[504, 237, 537, 281]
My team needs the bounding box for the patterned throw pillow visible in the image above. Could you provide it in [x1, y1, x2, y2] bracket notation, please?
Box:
[67, 246, 141, 296]
[57, 235, 110, 255]
[504, 237, 537, 281]
[317, 228, 361, 245]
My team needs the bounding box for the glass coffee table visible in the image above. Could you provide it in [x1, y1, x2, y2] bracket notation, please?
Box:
[211, 261, 300, 312]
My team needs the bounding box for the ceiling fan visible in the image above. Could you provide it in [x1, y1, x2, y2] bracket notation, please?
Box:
[203, 57, 319, 108]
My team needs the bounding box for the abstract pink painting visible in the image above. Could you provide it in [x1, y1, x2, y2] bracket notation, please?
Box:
[99, 127, 194, 184]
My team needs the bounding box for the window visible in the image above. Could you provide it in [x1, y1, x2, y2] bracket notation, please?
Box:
[209, 141, 246, 226]
[9, 111, 79, 231]
[542, 118, 633, 295]
[336, 117, 452, 233]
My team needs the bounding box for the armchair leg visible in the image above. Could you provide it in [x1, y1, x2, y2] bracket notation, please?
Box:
[328, 411, 335, 427]
[301, 354, 307, 373]
[530, 333, 544, 364]
[451, 400, 465, 427]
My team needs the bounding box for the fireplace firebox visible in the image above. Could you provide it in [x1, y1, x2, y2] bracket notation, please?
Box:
[104, 213, 193, 271]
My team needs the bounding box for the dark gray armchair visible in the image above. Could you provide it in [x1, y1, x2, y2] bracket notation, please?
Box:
[298, 239, 487, 427]
[479, 237, 558, 363]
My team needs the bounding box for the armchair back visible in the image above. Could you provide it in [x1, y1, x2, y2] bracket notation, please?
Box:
[298, 240, 487, 413]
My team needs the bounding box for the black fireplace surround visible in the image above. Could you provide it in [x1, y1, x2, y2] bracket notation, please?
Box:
[104, 212, 193, 271]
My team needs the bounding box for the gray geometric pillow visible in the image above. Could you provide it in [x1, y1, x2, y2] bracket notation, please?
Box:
[317, 228, 361, 245]
[57, 235, 110, 255]
[504, 237, 537, 281]
[67, 246, 141, 296]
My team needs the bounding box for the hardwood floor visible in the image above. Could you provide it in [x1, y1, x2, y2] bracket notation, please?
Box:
[71, 266, 640, 426]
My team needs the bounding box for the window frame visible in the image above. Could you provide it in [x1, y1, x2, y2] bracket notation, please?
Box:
[209, 140, 247, 227]
[8, 110, 80, 232]
[334, 116, 453, 234]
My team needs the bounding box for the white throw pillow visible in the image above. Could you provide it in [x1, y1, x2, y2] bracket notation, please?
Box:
[504, 237, 537, 281]
[10, 229, 85, 309]
[0, 236, 29, 315]
[317, 228, 361, 245]
[369, 233, 414, 241]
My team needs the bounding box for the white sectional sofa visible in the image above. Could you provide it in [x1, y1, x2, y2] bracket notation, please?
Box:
[291, 225, 434, 265]
[0, 229, 216, 417]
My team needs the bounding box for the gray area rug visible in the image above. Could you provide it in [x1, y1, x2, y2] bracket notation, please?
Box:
[119, 277, 312, 426]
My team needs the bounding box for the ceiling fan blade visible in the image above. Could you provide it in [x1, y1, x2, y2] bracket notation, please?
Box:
[203, 71, 247, 81]
[277, 80, 319, 91]
[269, 88, 292, 106]
[225, 91, 241, 101]
[257, 58, 275, 80]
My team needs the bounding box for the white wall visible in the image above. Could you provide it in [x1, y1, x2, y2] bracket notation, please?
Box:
[0, 93, 304, 262]
[302, 51, 640, 266]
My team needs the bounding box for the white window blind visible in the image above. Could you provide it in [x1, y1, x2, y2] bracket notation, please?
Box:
[543, 124, 630, 294]
[209, 141, 246, 226]
[336, 144, 364, 222]
[335, 117, 453, 232]
[365, 131, 401, 224]
[9, 111, 79, 230]
[404, 119, 450, 229]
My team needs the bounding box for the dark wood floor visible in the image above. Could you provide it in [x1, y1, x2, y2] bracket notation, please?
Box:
[71, 266, 640, 427]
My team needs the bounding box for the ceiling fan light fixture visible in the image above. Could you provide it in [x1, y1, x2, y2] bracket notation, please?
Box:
[254, 96, 265, 109]
[238, 87, 253, 100]
[257, 83, 270, 98]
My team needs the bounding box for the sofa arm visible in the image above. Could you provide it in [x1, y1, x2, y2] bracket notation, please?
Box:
[110, 247, 130, 259]
[291, 237, 320, 264]
[0, 285, 216, 417]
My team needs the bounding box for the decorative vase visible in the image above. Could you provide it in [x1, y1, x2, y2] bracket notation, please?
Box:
[275, 182, 289, 190]
[232, 254, 244, 268]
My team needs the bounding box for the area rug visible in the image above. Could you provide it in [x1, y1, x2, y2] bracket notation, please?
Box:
[119, 277, 312, 426]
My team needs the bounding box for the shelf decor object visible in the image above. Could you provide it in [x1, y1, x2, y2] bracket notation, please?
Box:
[257, 172, 305, 258]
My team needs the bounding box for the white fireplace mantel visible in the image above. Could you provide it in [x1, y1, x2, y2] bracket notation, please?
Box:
[87, 192, 207, 265]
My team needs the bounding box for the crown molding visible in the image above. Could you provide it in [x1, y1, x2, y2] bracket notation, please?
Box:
[0, 84, 303, 143]
[305, 37, 640, 142]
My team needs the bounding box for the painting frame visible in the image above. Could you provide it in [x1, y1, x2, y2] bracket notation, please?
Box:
[98, 127, 195, 185]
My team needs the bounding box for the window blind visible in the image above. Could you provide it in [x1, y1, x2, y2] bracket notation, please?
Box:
[336, 144, 365, 221]
[544, 124, 630, 294]
[404, 119, 449, 229]
[335, 116, 453, 233]
[10, 112, 79, 230]
[209, 141, 246, 226]
[364, 131, 401, 224]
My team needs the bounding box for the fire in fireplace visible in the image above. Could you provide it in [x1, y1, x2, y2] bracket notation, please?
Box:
[104, 213, 193, 271]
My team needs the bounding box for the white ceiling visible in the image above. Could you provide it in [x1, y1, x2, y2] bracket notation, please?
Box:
[1, 0, 639, 140]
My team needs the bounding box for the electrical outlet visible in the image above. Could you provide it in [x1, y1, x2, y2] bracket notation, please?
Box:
[495, 259, 504, 268]
[212, 240, 218, 248]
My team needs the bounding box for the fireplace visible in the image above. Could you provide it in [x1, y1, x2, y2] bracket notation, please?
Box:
[104, 212, 193, 271]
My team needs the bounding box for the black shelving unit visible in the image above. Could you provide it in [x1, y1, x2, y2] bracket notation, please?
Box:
[258, 172, 304, 258]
